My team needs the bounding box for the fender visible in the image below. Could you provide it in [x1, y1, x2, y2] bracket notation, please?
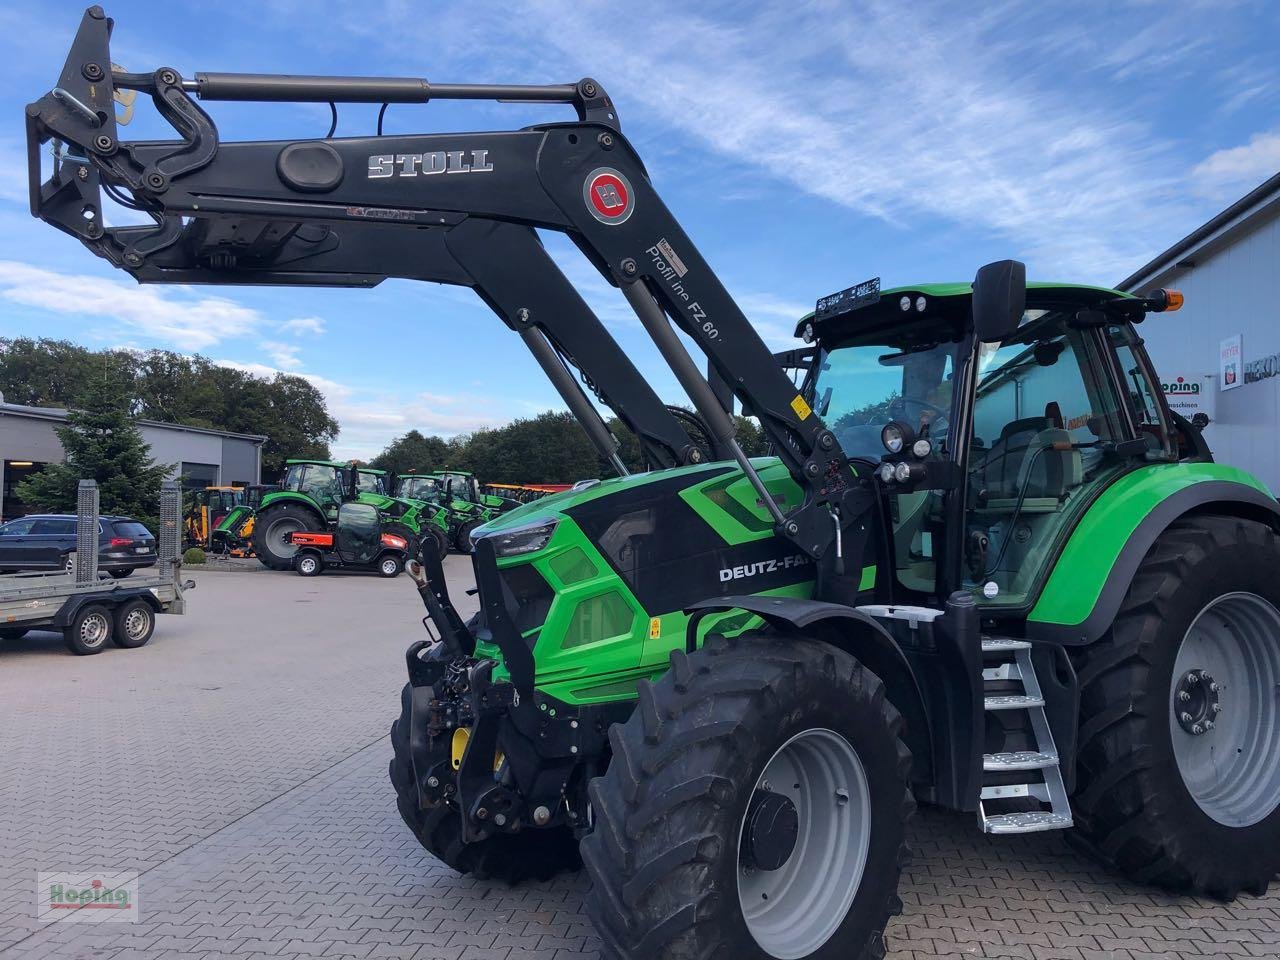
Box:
[258, 492, 328, 521]
[684, 594, 938, 799]
[1027, 464, 1280, 645]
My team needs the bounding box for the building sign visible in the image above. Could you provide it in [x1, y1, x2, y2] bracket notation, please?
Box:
[1161, 374, 1214, 427]
[1244, 350, 1280, 385]
[1220, 335, 1242, 390]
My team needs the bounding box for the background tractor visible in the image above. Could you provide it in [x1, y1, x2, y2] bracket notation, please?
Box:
[395, 471, 510, 552]
[209, 482, 277, 557]
[250, 460, 448, 569]
[28, 18, 1280, 960]
[182, 485, 243, 550]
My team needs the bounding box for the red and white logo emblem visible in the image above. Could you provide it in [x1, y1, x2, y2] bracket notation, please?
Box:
[583, 167, 634, 225]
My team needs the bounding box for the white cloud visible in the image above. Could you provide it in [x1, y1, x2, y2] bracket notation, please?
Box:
[0, 260, 258, 350]
[259, 339, 303, 369]
[280, 315, 326, 336]
[1192, 131, 1280, 197]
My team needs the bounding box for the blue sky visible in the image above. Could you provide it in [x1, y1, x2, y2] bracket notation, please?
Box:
[2, 0, 1278, 459]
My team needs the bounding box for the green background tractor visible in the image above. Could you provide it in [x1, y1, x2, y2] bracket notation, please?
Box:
[251, 460, 449, 569]
[395, 471, 506, 553]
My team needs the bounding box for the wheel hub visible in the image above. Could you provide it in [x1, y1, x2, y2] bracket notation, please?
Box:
[741, 789, 799, 872]
[1174, 668, 1221, 735]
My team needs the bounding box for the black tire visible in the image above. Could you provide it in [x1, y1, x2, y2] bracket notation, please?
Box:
[64, 603, 113, 655]
[0, 627, 29, 641]
[423, 525, 449, 561]
[1072, 515, 1280, 899]
[388, 683, 581, 882]
[109, 569, 132, 579]
[377, 553, 404, 578]
[296, 550, 324, 577]
[112, 599, 155, 649]
[455, 518, 482, 554]
[583, 630, 913, 960]
[252, 504, 320, 570]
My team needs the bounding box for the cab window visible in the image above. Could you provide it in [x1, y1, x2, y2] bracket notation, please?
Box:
[1109, 327, 1174, 459]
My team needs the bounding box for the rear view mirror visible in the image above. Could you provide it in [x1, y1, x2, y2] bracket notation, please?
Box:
[972, 260, 1026, 344]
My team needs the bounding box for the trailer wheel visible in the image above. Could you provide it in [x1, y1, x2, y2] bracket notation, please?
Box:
[456, 519, 482, 554]
[583, 630, 913, 960]
[64, 604, 113, 655]
[378, 554, 403, 578]
[296, 551, 324, 577]
[112, 599, 155, 648]
[389, 683, 581, 882]
[252, 504, 316, 570]
[1073, 515, 1280, 899]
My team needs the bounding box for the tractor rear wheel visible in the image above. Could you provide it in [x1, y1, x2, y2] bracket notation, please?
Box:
[582, 630, 913, 960]
[252, 504, 317, 570]
[1072, 515, 1280, 899]
[389, 683, 581, 882]
[456, 518, 482, 554]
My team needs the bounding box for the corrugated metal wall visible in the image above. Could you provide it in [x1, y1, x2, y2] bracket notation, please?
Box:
[1138, 215, 1280, 493]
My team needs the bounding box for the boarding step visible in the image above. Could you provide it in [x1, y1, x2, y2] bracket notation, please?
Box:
[984, 694, 1044, 710]
[983, 750, 1058, 772]
[981, 811, 1073, 835]
[977, 638, 1073, 834]
[981, 637, 1031, 653]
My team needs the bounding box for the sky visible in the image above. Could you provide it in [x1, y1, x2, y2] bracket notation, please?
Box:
[1, 0, 1278, 459]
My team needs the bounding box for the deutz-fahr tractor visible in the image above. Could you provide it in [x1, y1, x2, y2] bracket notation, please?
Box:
[396, 471, 509, 552]
[27, 12, 1280, 959]
[250, 460, 449, 569]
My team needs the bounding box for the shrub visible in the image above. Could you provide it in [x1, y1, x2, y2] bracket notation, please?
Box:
[183, 547, 207, 565]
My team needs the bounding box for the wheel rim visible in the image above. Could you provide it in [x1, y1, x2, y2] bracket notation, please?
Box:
[1170, 591, 1280, 827]
[80, 613, 109, 648]
[266, 517, 303, 559]
[736, 727, 870, 959]
[381, 558, 398, 575]
[123, 608, 150, 641]
[64, 556, 74, 575]
[300, 557, 317, 574]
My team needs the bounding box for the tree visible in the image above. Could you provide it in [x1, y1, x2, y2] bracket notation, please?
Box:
[0, 338, 135, 408]
[15, 373, 172, 528]
[370, 430, 449, 477]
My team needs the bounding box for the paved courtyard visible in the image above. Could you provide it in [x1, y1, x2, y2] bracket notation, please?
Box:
[0, 562, 1277, 960]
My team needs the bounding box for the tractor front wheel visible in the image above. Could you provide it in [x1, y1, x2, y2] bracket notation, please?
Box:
[455, 518, 482, 554]
[1072, 515, 1280, 898]
[389, 684, 581, 882]
[252, 504, 317, 570]
[582, 630, 913, 960]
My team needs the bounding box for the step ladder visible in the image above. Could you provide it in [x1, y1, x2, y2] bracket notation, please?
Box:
[978, 637, 1073, 834]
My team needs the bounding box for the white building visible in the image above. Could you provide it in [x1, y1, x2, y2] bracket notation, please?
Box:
[1119, 171, 1280, 493]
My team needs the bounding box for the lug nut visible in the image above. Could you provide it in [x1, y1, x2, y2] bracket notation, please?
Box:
[427, 776, 439, 788]
[1187, 672, 1200, 685]
[494, 813, 507, 826]
[1208, 681, 1219, 693]
[1178, 691, 1191, 702]
[476, 807, 488, 820]
[1181, 712, 1193, 724]
[533, 805, 552, 826]
[1204, 720, 1215, 731]
[1191, 723, 1204, 735]
[1211, 703, 1222, 714]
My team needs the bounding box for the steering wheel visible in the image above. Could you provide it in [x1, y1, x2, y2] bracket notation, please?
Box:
[889, 396, 949, 434]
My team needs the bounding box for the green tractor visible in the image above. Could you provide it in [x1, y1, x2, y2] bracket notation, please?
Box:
[250, 460, 450, 570]
[29, 24, 1280, 960]
[395, 471, 508, 553]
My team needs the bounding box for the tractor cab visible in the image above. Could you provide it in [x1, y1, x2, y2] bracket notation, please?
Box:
[802, 276, 1183, 610]
[395, 474, 446, 504]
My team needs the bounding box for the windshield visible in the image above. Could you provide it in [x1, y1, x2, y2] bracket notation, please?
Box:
[812, 334, 960, 462]
[356, 472, 387, 495]
[398, 477, 441, 500]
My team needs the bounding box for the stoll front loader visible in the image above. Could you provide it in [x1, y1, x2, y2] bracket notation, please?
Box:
[28, 11, 1280, 959]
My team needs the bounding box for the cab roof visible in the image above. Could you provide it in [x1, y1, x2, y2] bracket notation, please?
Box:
[796, 281, 1135, 339]
[283, 458, 386, 475]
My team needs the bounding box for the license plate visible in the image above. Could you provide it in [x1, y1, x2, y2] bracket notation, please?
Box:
[135, 546, 149, 553]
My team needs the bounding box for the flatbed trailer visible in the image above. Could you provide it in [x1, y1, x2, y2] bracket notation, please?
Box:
[0, 480, 194, 654]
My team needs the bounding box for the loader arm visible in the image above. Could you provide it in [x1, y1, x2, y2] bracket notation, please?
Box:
[26, 6, 863, 558]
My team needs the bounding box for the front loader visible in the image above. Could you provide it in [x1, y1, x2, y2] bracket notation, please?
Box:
[28, 11, 1280, 959]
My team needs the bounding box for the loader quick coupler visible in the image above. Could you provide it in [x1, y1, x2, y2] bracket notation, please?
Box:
[406, 637, 616, 841]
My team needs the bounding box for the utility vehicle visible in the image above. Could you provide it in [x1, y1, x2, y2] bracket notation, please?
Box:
[246, 459, 447, 568]
[289, 502, 409, 578]
[27, 11, 1280, 958]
